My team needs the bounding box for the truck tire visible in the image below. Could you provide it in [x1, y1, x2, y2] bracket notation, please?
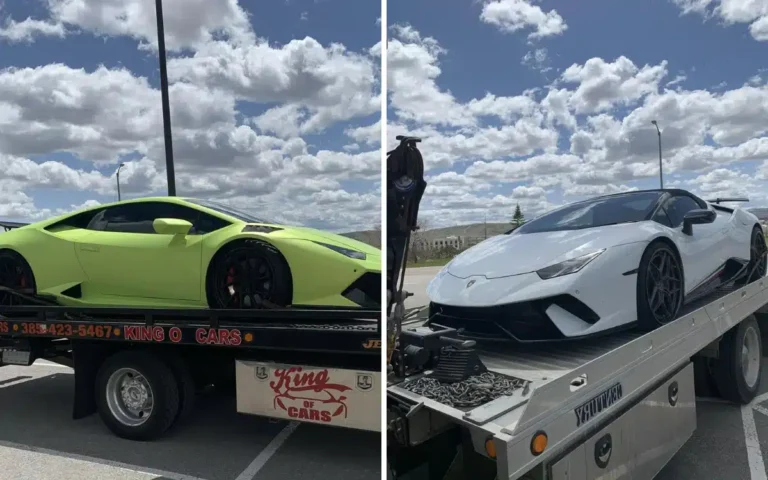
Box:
[162, 353, 196, 424]
[713, 315, 763, 404]
[95, 350, 180, 441]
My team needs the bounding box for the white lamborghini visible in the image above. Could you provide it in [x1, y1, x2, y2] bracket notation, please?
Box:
[426, 189, 768, 342]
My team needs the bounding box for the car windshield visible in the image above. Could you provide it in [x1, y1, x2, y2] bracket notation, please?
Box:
[515, 191, 663, 234]
[187, 199, 271, 224]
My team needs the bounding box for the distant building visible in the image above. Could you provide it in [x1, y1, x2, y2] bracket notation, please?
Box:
[412, 234, 489, 251]
[429, 235, 465, 249]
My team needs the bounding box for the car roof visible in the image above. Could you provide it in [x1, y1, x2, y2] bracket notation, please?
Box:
[36, 196, 229, 228]
[591, 188, 690, 199]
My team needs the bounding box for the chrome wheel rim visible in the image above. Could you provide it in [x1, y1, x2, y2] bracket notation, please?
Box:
[106, 367, 154, 427]
[742, 326, 761, 389]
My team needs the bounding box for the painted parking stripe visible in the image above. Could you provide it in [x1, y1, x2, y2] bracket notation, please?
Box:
[0, 376, 32, 386]
[234, 421, 300, 480]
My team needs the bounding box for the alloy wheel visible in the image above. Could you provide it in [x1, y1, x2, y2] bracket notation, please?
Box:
[0, 255, 32, 306]
[748, 230, 768, 282]
[645, 249, 683, 324]
[215, 247, 276, 309]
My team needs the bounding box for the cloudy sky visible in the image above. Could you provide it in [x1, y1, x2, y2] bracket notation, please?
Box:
[0, 0, 381, 232]
[387, 0, 768, 228]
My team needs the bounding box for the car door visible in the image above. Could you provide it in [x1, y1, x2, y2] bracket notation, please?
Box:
[657, 194, 730, 292]
[74, 201, 205, 302]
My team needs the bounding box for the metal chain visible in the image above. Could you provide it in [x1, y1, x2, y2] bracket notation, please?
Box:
[280, 323, 376, 331]
[400, 371, 528, 408]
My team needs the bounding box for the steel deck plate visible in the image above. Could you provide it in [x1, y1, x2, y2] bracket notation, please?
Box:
[388, 276, 768, 479]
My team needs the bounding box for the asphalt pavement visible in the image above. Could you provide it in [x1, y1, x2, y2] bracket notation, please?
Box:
[401, 266, 441, 314]
[403, 264, 768, 480]
[0, 361, 379, 480]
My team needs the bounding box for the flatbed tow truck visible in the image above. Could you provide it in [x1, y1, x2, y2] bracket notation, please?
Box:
[385, 137, 768, 480]
[0, 266, 381, 440]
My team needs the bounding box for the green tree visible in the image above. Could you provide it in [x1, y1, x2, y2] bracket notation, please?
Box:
[512, 204, 525, 226]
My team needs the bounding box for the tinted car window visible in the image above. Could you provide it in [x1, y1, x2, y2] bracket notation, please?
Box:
[515, 191, 663, 234]
[651, 206, 673, 227]
[91, 203, 171, 233]
[186, 198, 271, 224]
[664, 196, 701, 227]
[88, 202, 229, 234]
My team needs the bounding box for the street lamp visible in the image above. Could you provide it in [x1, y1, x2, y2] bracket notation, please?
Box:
[651, 120, 663, 189]
[155, 0, 176, 196]
[116, 162, 125, 201]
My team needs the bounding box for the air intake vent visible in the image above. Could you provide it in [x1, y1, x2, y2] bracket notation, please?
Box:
[242, 225, 282, 234]
[342, 272, 380, 308]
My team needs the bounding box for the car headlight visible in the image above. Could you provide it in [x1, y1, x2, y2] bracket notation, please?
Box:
[314, 241, 366, 260]
[536, 249, 605, 280]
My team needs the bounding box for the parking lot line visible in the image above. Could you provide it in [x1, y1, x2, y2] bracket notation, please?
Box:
[234, 421, 300, 480]
[742, 405, 767, 480]
[0, 440, 209, 480]
[32, 359, 71, 369]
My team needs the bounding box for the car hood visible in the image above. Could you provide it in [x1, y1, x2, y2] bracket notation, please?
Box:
[286, 226, 381, 256]
[446, 222, 652, 279]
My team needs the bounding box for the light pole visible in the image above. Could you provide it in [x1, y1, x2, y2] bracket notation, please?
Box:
[651, 120, 663, 189]
[116, 162, 125, 201]
[155, 0, 176, 196]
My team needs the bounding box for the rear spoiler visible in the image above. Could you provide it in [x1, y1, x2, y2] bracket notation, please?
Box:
[707, 197, 749, 204]
[0, 221, 29, 232]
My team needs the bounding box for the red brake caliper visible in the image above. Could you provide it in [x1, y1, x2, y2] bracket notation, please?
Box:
[226, 267, 238, 305]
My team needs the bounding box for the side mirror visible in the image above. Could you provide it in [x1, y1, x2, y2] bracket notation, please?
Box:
[153, 218, 192, 235]
[682, 209, 715, 235]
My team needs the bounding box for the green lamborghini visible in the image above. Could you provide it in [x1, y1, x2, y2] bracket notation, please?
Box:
[0, 197, 380, 310]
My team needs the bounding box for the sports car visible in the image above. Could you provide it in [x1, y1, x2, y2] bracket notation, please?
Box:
[0, 197, 380, 310]
[427, 189, 767, 342]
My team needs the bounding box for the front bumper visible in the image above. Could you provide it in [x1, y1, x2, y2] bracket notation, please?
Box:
[425, 242, 646, 341]
[428, 294, 599, 342]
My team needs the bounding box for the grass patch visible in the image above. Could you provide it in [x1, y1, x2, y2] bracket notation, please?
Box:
[406, 258, 452, 268]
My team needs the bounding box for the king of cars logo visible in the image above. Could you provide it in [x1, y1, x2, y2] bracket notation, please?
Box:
[466, 279, 476, 288]
[356, 373, 373, 391]
[270, 367, 352, 423]
[574, 382, 623, 427]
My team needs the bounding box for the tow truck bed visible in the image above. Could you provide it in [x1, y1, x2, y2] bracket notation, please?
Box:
[388, 276, 768, 479]
[0, 304, 380, 358]
[0, 302, 382, 440]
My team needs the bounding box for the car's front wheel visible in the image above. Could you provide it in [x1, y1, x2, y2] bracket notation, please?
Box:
[206, 239, 292, 309]
[637, 241, 684, 330]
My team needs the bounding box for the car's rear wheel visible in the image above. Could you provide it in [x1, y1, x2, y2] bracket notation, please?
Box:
[637, 241, 683, 330]
[0, 249, 35, 306]
[737, 225, 767, 285]
[206, 240, 292, 309]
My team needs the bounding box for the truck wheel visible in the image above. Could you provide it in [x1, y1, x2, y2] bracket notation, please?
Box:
[95, 351, 180, 441]
[161, 353, 196, 424]
[692, 356, 720, 398]
[713, 315, 763, 404]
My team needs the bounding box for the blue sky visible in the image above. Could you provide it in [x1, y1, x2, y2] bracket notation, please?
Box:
[3, 0, 768, 231]
[387, 0, 768, 227]
[0, 0, 381, 232]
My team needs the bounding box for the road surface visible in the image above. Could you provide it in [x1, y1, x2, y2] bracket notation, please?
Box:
[402, 266, 441, 314]
[0, 360, 379, 480]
